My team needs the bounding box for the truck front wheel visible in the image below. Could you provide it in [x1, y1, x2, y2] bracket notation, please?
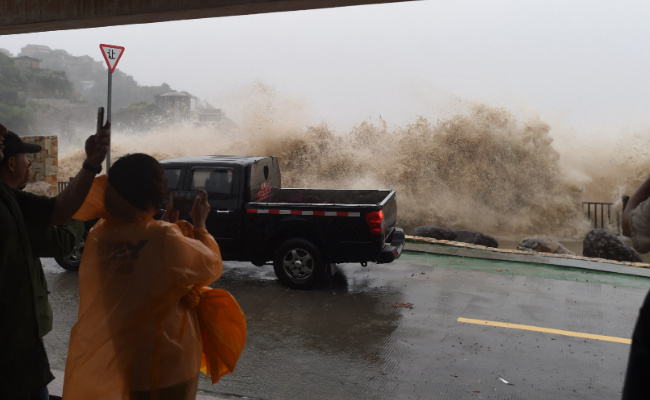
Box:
[273, 239, 326, 289]
[54, 237, 85, 272]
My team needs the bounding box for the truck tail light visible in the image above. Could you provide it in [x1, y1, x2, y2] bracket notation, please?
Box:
[366, 210, 384, 235]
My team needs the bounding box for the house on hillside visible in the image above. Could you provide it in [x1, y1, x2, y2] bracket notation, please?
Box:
[21, 44, 52, 58]
[154, 92, 225, 125]
[13, 55, 41, 69]
[155, 91, 195, 119]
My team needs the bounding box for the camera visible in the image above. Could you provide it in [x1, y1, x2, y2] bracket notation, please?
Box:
[169, 191, 197, 213]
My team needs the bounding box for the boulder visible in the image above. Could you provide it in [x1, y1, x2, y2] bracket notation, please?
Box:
[411, 226, 499, 248]
[517, 237, 575, 255]
[582, 229, 642, 262]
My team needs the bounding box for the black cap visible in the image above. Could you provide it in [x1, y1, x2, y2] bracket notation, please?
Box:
[1, 131, 42, 160]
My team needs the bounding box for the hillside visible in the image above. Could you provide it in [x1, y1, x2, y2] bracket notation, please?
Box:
[0, 45, 229, 145]
[19, 45, 175, 112]
[0, 51, 75, 133]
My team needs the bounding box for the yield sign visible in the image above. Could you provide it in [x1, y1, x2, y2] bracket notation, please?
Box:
[99, 44, 125, 73]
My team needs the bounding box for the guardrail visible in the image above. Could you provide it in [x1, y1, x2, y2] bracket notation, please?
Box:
[582, 202, 613, 229]
[58, 181, 69, 194]
[582, 201, 620, 234]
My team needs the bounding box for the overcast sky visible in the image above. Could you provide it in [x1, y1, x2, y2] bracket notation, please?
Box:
[2, 0, 650, 137]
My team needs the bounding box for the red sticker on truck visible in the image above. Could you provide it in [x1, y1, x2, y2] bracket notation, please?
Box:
[255, 182, 273, 201]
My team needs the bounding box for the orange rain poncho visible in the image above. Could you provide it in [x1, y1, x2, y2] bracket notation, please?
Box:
[62, 176, 246, 399]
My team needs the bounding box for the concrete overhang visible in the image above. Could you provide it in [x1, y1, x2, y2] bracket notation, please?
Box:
[0, 0, 416, 35]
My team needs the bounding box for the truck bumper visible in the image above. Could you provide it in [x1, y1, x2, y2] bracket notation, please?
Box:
[377, 228, 405, 264]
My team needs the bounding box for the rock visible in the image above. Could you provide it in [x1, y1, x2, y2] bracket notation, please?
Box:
[411, 226, 499, 248]
[582, 229, 642, 262]
[517, 237, 575, 255]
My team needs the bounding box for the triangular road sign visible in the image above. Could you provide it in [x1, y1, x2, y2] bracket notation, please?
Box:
[99, 44, 125, 73]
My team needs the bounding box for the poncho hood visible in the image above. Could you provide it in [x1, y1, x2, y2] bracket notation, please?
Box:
[73, 174, 150, 223]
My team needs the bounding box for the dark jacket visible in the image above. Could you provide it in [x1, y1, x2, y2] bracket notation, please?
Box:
[0, 181, 56, 398]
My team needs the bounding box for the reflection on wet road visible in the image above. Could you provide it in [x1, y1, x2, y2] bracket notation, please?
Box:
[42, 250, 650, 399]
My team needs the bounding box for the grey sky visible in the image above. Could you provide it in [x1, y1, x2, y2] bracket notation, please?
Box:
[2, 0, 650, 137]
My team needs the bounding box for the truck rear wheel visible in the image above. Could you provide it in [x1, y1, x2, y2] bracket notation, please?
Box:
[273, 239, 326, 289]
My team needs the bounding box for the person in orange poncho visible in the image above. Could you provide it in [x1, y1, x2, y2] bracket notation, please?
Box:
[63, 153, 229, 400]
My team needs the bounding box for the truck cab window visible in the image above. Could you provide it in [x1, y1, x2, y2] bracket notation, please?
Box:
[192, 169, 233, 200]
[165, 168, 181, 190]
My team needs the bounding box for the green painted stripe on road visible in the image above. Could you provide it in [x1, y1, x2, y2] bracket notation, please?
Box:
[400, 251, 650, 290]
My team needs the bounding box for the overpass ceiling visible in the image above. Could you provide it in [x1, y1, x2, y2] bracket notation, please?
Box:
[0, 0, 415, 35]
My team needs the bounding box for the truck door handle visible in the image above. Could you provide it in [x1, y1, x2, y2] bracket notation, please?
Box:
[214, 210, 233, 214]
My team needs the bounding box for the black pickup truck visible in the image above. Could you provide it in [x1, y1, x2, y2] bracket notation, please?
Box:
[57, 155, 405, 289]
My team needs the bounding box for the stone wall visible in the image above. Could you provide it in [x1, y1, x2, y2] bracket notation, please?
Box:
[22, 135, 58, 196]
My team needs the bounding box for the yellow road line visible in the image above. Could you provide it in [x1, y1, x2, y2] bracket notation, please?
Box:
[457, 317, 631, 344]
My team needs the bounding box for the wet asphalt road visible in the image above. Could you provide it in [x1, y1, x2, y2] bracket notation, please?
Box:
[42, 248, 650, 400]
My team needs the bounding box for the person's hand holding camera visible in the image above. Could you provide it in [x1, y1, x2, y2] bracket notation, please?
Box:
[161, 207, 179, 224]
[190, 189, 210, 229]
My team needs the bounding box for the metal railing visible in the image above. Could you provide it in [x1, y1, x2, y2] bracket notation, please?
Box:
[58, 181, 69, 194]
[582, 201, 619, 233]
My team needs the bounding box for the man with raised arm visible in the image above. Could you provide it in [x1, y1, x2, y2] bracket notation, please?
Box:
[0, 118, 110, 400]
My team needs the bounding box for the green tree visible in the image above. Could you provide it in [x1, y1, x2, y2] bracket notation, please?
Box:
[0, 53, 33, 131]
[0, 102, 34, 133]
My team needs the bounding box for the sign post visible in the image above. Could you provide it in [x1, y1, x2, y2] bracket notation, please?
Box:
[99, 44, 125, 171]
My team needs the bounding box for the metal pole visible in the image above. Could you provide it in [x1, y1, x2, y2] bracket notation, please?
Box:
[106, 70, 112, 172]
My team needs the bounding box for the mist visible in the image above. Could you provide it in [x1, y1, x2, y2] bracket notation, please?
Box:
[57, 83, 650, 241]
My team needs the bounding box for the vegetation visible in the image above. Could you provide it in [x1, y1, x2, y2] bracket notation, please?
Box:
[32, 48, 174, 111]
[0, 53, 76, 132]
[0, 47, 184, 135]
